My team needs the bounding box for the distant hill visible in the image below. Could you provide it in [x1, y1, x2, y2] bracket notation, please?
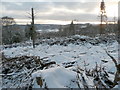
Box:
[17, 24, 61, 31]
[16, 24, 117, 34]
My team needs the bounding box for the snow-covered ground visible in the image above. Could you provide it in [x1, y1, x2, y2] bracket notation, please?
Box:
[2, 36, 118, 72]
[1, 35, 119, 88]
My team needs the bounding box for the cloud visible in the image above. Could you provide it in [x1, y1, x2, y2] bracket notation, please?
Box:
[2, 2, 97, 12]
[2, 2, 98, 16]
[37, 11, 98, 22]
[52, 2, 99, 12]
[2, 2, 52, 12]
[1, 1, 118, 24]
[1, 0, 119, 2]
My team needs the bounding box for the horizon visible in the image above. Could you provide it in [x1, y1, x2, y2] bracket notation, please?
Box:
[14, 22, 117, 25]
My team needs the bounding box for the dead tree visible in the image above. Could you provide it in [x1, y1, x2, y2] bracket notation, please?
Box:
[31, 8, 36, 48]
[29, 8, 36, 48]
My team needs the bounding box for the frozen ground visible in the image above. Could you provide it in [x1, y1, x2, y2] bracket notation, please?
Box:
[1, 35, 119, 88]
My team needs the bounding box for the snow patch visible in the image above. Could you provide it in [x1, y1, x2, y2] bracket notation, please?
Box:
[32, 66, 77, 88]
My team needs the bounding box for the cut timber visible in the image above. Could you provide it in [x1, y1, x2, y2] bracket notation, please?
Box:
[41, 61, 56, 69]
[2, 54, 56, 75]
[36, 77, 43, 87]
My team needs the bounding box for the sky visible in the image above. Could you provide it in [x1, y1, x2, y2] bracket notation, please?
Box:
[1, 0, 119, 25]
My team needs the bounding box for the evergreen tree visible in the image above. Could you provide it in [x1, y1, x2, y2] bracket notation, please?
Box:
[25, 24, 31, 39]
[69, 20, 75, 35]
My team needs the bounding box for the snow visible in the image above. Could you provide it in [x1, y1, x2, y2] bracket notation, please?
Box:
[1, 35, 119, 88]
[80, 25, 87, 29]
[113, 85, 119, 89]
[36, 29, 59, 33]
[32, 66, 77, 88]
[2, 37, 118, 73]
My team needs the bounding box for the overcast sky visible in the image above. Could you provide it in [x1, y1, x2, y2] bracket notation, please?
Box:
[1, 0, 119, 24]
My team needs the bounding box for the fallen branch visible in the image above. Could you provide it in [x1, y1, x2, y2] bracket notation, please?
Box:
[105, 50, 120, 88]
[105, 50, 117, 67]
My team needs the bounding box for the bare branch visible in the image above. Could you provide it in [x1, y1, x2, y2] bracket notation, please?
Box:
[105, 50, 117, 67]
[26, 12, 32, 17]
